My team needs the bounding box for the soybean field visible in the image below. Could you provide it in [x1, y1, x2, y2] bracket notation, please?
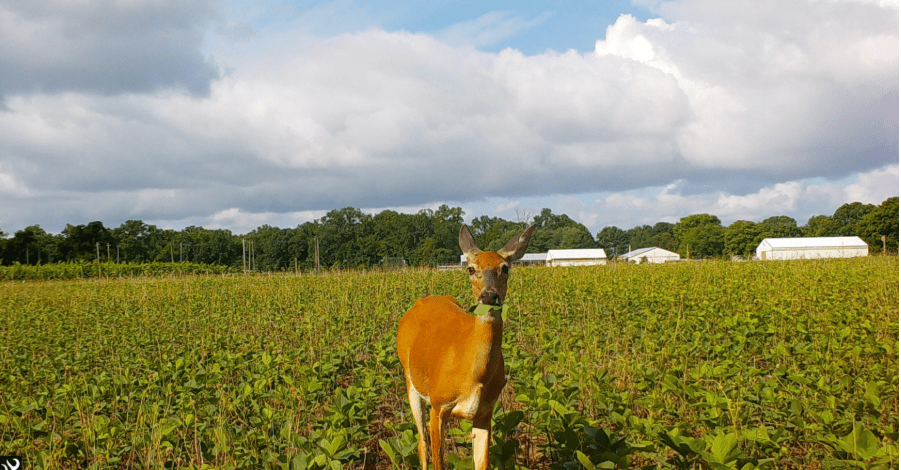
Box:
[0, 257, 897, 469]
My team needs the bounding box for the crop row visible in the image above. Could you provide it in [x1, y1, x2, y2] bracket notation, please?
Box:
[0, 261, 240, 280]
[0, 257, 897, 469]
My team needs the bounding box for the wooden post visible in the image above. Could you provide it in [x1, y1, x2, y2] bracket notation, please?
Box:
[242, 238, 246, 273]
[882, 235, 886, 255]
[315, 237, 320, 273]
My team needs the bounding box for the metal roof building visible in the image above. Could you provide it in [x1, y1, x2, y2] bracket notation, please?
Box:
[755, 237, 868, 260]
[546, 249, 608, 267]
[459, 253, 547, 265]
[619, 247, 680, 264]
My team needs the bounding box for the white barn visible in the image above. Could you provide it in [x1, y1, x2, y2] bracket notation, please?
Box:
[546, 249, 608, 267]
[459, 253, 547, 265]
[756, 237, 869, 260]
[619, 247, 680, 264]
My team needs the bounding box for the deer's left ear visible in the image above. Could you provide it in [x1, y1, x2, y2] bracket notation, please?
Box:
[497, 225, 535, 261]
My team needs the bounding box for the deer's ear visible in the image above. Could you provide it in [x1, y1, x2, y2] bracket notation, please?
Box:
[459, 225, 482, 262]
[497, 225, 535, 261]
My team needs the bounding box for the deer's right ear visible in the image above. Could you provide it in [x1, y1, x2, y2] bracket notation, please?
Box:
[459, 225, 482, 262]
[497, 225, 536, 261]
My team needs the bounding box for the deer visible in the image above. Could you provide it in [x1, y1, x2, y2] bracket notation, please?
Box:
[396, 224, 535, 470]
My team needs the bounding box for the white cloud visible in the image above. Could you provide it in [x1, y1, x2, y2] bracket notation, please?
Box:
[0, 0, 896, 234]
[492, 200, 520, 216]
[596, 5, 897, 174]
[591, 164, 899, 229]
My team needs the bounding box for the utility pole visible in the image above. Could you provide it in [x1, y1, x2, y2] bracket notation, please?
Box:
[242, 238, 247, 273]
[107, 244, 111, 263]
[96, 242, 100, 262]
[882, 235, 887, 255]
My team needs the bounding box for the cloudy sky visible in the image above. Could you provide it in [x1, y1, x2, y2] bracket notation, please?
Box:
[0, 0, 897, 235]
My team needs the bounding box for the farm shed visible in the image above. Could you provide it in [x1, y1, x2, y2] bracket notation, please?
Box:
[546, 249, 608, 267]
[459, 253, 547, 266]
[619, 247, 680, 264]
[755, 237, 869, 260]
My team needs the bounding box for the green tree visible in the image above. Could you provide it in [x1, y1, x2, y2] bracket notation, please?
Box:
[828, 202, 876, 236]
[724, 220, 759, 258]
[245, 225, 293, 270]
[112, 220, 168, 262]
[681, 224, 725, 258]
[3, 225, 55, 265]
[627, 225, 655, 250]
[596, 226, 630, 257]
[856, 196, 899, 253]
[527, 208, 594, 252]
[469, 216, 523, 250]
[756, 216, 802, 241]
[316, 207, 375, 268]
[59, 221, 117, 262]
[803, 215, 833, 237]
[532, 208, 579, 231]
[550, 225, 597, 249]
[371, 210, 417, 263]
[673, 214, 724, 258]
[152, 226, 240, 266]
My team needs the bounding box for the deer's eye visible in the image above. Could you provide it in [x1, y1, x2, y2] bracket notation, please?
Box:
[501, 265, 509, 275]
[468, 267, 476, 276]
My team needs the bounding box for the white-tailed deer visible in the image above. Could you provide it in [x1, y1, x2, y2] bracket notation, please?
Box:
[396, 224, 535, 470]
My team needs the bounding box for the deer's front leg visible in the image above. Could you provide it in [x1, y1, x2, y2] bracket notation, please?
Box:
[472, 412, 492, 470]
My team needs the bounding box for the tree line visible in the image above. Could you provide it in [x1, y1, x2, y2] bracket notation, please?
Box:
[1, 197, 896, 270]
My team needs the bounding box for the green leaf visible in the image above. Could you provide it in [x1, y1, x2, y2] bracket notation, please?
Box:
[379, 439, 398, 468]
[855, 430, 879, 461]
[576, 451, 596, 470]
[709, 432, 738, 463]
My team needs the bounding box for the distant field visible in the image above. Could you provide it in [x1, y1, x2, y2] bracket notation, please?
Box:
[0, 257, 897, 469]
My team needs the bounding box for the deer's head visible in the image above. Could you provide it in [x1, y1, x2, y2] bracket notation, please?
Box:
[459, 224, 535, 305]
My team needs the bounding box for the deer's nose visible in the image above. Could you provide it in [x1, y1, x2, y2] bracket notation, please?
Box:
[479, 290, 500, 305]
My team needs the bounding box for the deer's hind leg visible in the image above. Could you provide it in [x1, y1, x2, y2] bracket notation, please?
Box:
[405, 376, 430, 469]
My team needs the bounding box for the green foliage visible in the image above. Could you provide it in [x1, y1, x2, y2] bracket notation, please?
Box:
[804, 215, 834, 237]
[673, 214, 725, 258]
[0, 261, 237, 280]
[628, 223, 676, 252]
[59, 221, 118, 262]
[526, 209, 597, 252]
[829, 202, 877, 236]
[724, 220, 758, 258]
[595, 226, 630, 257]
[756, 215, 802, 240]
[0, 257, 897, 469]
[2, 225, 54, 264]
[856, 197, 899, 253]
